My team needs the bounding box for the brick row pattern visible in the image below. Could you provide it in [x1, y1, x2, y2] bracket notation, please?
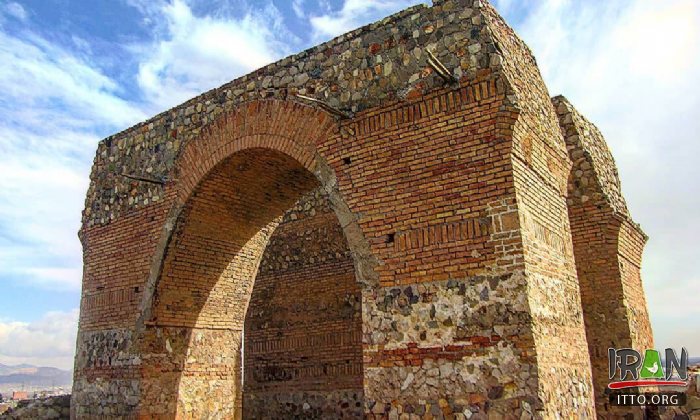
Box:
[243, 189, 363, 418]
[394, 216, 490, 252]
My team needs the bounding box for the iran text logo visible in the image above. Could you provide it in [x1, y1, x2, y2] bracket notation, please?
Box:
[608, 347, 689, 389]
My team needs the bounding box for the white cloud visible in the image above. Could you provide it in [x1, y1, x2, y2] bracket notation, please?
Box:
[135, 0, 293, 111]
[309, 0, 425, 41]
[0, 27, 146, 292]
[316, 0, 332, 15]
[495, 0, 700, 353]
[0, 0, 298, 293]
[3, 2, 27, 21]
[0, 31, 145, 128]
[0, 309, 78, 370]
[292, 0, 306, 19]
[0, 150, 88, 291]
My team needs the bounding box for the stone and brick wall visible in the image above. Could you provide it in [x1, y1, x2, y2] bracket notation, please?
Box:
[483, 4, 597, 416]
[72, 0, 654, 418]
[553, 96, 654, 416]
[243, 189, 363, 418]
[0, 395, 70, 419]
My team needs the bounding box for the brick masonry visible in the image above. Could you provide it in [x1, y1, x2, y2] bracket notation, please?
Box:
[553, 96, 654, 417]
[243, 189, 363, 418]
[73, 0, 654, 418]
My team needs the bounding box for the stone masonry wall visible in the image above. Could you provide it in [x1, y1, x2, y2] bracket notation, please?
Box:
[0, 395, 70, 420]
[482, 4, 596, 416]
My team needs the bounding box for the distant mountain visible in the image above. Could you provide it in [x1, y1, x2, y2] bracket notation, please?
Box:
[0, 363, 72, 387]
[0, 363, 35, 376]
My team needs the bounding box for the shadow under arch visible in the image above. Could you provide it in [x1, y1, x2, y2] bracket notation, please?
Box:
[128, 100, 377, 418]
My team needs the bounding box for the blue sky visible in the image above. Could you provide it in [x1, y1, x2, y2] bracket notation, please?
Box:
[0, 0, 698, 369]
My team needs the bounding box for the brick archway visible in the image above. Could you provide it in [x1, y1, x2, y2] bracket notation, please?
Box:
[133, 99, 377, 331]
[128, 100, 373, 418]
[174, 100, 335, 204]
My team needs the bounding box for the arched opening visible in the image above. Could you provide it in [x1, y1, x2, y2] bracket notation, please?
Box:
[137, 147, 364, 418]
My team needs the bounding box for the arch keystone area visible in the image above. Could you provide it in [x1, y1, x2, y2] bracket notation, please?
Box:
[74, 0, 653, 418]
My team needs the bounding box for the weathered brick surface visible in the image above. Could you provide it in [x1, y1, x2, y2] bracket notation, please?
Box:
[73, 0, 654, 418]
[485, 6, 597, 414]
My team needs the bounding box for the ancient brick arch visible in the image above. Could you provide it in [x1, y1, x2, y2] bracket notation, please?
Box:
[127, 100, 372, 418]
[132, 99, 374, 325]
[173, 100, 336, 204]
[74, 1, 653, 418]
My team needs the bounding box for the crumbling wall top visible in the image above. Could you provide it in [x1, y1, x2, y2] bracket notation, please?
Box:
[553, 95, 629, 216]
